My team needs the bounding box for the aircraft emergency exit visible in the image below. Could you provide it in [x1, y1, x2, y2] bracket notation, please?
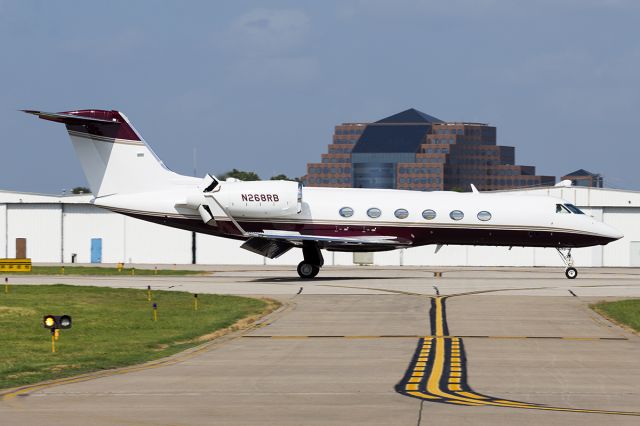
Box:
[24, 109, 623, 279]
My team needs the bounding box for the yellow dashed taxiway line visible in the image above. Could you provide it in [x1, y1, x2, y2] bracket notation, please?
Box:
[395, 296, 640, 416]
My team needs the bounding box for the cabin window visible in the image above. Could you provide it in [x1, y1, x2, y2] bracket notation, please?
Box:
[556, 204, 571, 214]
[339, 207, 354, 218]
[565, 204, 585, 214]
[422, 209, 437, 220]
[394, 208, 409, 219]
[449, 210, 464, 221]
[477, 211, 492, 221]
[367, 207, 382, 218]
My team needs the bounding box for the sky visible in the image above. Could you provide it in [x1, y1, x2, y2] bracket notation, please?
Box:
[1, 0, 639, 194]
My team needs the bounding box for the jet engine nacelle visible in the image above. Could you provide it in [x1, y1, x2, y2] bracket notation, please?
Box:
[187, 180, 302, 219]
[217, 180, 302, 218]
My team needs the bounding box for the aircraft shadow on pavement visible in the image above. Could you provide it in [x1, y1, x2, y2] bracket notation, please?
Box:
[250, 276, 400, 283]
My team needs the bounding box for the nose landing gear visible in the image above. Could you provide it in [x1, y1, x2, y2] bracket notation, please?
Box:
[556, 248, 578, 279]
[297, 242, 324, 279]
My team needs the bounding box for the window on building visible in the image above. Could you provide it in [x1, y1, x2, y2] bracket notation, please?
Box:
[394, 208, 409, 219]
[422, 209, 437, 220]
[367, 207, 382, 218]
[339, 207, 354, 217]
[450, 210, 464, 220]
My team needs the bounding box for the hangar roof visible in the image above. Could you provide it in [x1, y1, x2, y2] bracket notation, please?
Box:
[0, 190, 92, 204]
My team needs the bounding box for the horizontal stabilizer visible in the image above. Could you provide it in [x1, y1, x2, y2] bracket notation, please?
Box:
[22, 110, 119, 125]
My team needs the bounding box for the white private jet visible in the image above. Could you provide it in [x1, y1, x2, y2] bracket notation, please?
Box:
[24, 109, 623, 279]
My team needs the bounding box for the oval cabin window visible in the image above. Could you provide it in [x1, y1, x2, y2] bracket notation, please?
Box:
[477, 211, 492, 221]
[339, 207, 354, 218]
[394, 208, 409, 219]
[367, 207, 382, 218]
[422, 209, 437, 220]
[449, 210, 464, 221]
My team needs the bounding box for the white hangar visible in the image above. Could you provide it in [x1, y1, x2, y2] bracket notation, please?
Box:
[1, 186, 639, 268]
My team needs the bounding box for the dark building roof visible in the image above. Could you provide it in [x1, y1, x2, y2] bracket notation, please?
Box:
[564, 169, 599, 177]
[352, 124, 431, 153]
[375, 108, 443, 124]
[352, 108, 441, 154]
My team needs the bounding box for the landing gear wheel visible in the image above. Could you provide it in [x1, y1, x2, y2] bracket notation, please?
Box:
[565, 267, 578, 279]
[297, 262, 319, 279]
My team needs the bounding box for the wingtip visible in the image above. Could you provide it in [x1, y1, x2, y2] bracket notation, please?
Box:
[21, 109, 41, 116]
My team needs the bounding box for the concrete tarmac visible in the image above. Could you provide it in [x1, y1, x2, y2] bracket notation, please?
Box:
[1, 266, 639, 425]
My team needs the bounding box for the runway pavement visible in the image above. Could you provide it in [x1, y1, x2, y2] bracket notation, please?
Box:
[1, 266, 639, 425]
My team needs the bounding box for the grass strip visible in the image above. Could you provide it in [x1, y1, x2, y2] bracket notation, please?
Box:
[0, 284, 277, 389]
[3, 266, 205, 275]
[591, 299, 640, 332]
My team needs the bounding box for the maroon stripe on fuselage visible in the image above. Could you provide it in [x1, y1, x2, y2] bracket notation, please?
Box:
[118, 211, 615, 250]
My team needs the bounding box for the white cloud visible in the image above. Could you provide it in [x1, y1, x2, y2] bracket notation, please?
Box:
[229, 8, 310, 56]
[222, 8, 318, 86]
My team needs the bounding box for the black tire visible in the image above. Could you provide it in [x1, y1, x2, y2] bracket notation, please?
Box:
[565, 267, 578, 279]
[297, 261, 319, 279]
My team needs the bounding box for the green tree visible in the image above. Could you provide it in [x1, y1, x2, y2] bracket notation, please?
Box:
[269, 174, 299, 181]
[71, 186, 91, 194]
[219, 168, 260, 181]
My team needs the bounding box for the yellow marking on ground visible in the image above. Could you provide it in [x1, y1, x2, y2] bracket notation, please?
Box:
[449, 378, 461, 383]
[405, 384, 419, 391]
[450, 372, 461, 377]
[457, 391, 489, 400]
[449, 400, 484, 406]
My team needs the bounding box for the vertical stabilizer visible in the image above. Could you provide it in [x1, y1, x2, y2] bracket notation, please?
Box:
[24, 109, 182, 197]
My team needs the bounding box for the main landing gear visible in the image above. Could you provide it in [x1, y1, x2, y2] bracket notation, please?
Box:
[297, 242, 324, 279]
[556, 248, 578, 279]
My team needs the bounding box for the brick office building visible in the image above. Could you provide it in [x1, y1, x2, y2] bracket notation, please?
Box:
[303, 108, 555, 191]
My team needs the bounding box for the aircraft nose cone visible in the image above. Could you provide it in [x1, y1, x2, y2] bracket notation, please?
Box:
[601, 223, 624, 241]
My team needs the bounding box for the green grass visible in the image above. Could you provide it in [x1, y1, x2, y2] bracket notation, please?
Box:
[591, 299, 640, 332]
[0, 285, 276, 390]
[3, 266, 205, 275]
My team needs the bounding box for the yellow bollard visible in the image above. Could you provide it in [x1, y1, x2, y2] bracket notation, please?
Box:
[152, 303, 158, 321]
[147, 285, 152, 301]
[4, 277, 8, 294]
[131, 267, 135, 276]
[61, 266, 65, 275]
[51, 331, 56, 353]
[194, 294, 198, 311]
[54, 329, 60, 341]
[154, 266, 158, 275]
[117, 262, 123, 272]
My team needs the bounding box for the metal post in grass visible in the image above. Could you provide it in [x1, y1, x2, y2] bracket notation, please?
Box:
[152, 303, 158, 321]
[194, 293, 198, 311]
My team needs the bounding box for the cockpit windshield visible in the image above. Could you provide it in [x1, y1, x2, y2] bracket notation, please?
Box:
[556, 204, 571, 214]
[565, 204, 585, 214]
